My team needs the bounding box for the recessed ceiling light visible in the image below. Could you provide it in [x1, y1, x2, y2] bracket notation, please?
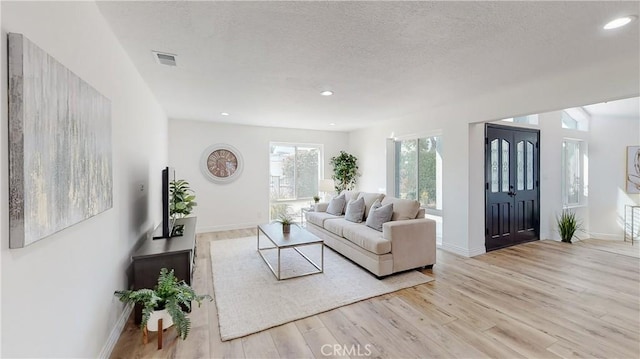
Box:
[329, 123, 336, 126]
[221, 112, 229, 116]
[603, 16, 636, 30]
[320, 90, 334, 96]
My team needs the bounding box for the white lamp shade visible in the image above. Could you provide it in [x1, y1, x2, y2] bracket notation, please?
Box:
[318, 179, 335, 192]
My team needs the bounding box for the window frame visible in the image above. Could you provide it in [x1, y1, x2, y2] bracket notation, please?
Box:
[269, 141, 324, 204]
[561, 138, 587, 208]
[392, 133, 443, 216]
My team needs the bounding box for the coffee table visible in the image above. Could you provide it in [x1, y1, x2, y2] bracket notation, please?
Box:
[257, 223, 324, 280]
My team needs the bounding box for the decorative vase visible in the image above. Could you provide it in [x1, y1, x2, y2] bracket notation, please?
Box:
[147, 309, 174, 332]
[282, 223, 291, 234]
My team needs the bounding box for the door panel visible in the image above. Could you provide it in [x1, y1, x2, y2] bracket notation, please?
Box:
[485, 124, 540, 251]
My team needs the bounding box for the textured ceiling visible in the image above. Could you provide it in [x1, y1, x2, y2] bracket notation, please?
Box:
[96, 1, 639, 131]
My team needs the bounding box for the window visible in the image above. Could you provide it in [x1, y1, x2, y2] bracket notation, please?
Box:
[562, 139, 587, 207]
[269, 143, 322, 220]
[562, 109, 589, 131]
[501, 114, 539, 125]
[395, 136, 442, 213]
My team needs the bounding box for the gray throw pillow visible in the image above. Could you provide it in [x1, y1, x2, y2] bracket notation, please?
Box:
[326, 194, 346, 216]
[365, 201, 394, 231]
[344, 197, 365, 223]
[366, 199, 381, 219]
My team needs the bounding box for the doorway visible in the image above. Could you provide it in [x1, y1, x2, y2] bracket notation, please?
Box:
[485, 124, 540, 251]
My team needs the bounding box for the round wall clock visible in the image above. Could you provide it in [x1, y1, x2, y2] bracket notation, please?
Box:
[201, 144, 244, 184]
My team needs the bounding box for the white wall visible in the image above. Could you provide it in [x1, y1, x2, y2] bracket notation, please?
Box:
[538, 112, 566, 241]
[168, 120, 349, 232]
[349, 55, 638, 256]
[589, 114, 640, 239]
[1, 2, 167, 357]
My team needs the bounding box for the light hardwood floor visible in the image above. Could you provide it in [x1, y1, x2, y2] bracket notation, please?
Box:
[110, 230, 640, 358]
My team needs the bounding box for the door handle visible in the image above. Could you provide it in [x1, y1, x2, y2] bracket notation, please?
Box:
[508, 191, 517, 197]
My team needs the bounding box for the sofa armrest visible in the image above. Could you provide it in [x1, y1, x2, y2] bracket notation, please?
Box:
[382, 218, 436, 272]
[313, 202, 329, 212]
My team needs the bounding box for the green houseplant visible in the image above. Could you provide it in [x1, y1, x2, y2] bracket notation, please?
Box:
[313, 195, 320, 203]
[330, 151, 360, 192]
[170, 179, 197, 218]
[277, 211, 294, 233]
[557, 209, 582, 243]
[114, 268, 212, 340]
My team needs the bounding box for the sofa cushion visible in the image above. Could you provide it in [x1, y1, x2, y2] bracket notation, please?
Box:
[381, 196, 421, 221]
[324, 218, 349, 237]
[307, 211, 342, 227]
[357, 192, 386, 219]
[344, 197, 366, 223]
[340, 190, 361, 204]
[365, 201, 394, 231]
[326, 194, 346, 215]
[342, 224, 392, 255]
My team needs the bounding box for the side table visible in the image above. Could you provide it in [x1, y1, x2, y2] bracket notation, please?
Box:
[300, 206, 314, 226]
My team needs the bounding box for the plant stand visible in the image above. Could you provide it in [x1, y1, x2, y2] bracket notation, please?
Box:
[142, 318, 167, 349]
[142, 309, 174, 349]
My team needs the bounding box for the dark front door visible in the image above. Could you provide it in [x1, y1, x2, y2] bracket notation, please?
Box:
[485, 124, 540, 251]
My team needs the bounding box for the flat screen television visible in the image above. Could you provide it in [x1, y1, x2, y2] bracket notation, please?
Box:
[153, 166, 177, 239]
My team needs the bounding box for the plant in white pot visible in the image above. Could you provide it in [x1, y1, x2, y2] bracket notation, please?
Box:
[114, 268, 211, 340]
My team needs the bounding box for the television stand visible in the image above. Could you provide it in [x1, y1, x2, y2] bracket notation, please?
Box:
[131, 217, 197, 324]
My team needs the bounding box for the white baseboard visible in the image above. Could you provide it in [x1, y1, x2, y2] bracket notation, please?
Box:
[441, 242, 486, 257]
[587, 232, 623, 241]
[197, 222, 259, 234]
[98, 303, 133, 359]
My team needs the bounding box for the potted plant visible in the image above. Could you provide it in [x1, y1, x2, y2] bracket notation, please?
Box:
[313, 195, 320, 203]
[170, 179, 197, 218]
[277, 212, 294, 234]
[330, 151, 360, 192]
[114, 268, 212, 340]
[557, 209, 582, 243]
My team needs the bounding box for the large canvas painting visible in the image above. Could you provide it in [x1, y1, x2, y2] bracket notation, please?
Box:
[627, 146, 640, 194]
[8, 33, 112, 248]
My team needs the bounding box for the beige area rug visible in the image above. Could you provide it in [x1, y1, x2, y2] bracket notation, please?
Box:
[210, 236, 433, 341]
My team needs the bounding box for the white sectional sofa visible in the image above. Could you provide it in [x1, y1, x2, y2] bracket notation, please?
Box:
[305, 191, 436, 277]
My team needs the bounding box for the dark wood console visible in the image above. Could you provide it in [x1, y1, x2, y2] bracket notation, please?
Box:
[131, 216, 197, 324]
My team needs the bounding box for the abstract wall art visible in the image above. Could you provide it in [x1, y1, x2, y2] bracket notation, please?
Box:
[8, 33, 113, 248]
[627, 146, 640, 194]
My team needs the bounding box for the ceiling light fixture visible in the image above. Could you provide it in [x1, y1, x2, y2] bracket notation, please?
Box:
[329, 123, 336, 126]
[320, 90, 334, 96]
[603, 15, 636, 30]
[221, 112, 229, 116]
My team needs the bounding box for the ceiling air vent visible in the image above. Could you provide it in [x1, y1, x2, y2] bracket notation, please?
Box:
[152, 51, 177, 66]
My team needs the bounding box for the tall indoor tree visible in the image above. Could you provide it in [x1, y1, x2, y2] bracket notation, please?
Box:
[330, 151, 360, 192]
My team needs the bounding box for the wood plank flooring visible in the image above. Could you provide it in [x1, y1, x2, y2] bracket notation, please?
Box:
[110, 232, 640, 358]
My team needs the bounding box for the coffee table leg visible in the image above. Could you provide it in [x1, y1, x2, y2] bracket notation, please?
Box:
[321, 244, 324, 273]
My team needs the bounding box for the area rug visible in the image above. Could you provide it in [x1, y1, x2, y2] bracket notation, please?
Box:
[210, 236, 433, 341]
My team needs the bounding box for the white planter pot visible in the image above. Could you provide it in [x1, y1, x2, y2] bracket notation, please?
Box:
[146, 309, 174, 332]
